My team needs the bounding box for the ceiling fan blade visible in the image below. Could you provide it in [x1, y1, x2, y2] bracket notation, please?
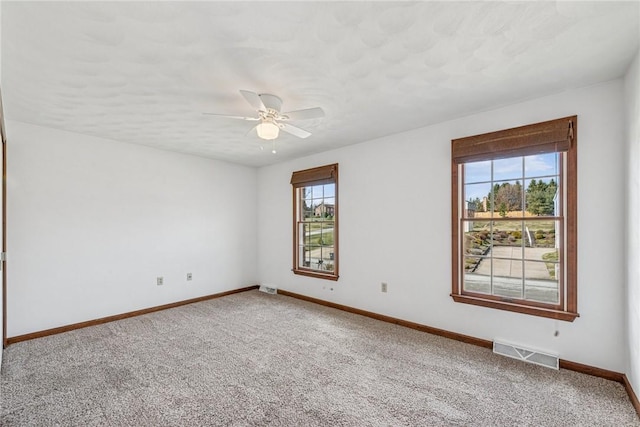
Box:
[281, 107, 325, 121]
[202, 113, 259, 121]
[239, 90, 266, 112]
[280, 122, 312, 139]
[258, 94, 282, 112]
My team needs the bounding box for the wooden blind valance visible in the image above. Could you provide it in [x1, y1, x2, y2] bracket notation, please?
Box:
[452, 116, 576, 164]
[290, 163, 338, 187]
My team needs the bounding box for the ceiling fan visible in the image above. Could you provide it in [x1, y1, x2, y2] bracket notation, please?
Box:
[204, 90, 325, 143]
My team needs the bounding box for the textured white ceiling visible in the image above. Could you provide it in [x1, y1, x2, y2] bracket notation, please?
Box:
[2, 1, 639, 167]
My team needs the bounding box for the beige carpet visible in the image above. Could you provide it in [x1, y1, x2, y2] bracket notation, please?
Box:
[1, 290, 638, 426]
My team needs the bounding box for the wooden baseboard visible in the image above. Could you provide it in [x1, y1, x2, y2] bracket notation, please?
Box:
[277, 288, 640, 419]
[6, 285, 259, 345]
[558, 359, 624, 383]
[623, 375, 640, 418]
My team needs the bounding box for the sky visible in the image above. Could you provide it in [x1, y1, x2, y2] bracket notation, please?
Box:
[304, 183, 335, 205]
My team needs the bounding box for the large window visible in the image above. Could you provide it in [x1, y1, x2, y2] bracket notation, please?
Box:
[451, 117, 578, 321]
[291, 163, 338, 280]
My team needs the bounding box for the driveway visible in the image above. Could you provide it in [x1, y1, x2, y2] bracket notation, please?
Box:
[474, 246, 554, 280]
[465, 246, 559, 303]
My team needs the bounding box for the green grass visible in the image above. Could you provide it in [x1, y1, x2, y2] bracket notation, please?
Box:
[542, 249, 559, 279]
[470, 220, 555, 232]
[309, 231, 334, 246]
[304, 218, 334, 232]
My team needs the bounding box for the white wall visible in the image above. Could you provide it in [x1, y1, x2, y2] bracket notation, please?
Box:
[258, 80, 628, 372]
[625, 50, 640, 396]
[1, 0, 4, 366]
[6, 121, 258, 337]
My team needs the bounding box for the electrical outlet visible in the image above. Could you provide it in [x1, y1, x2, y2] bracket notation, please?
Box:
[157, 277, 163, 286]
[187, 273, 192, 281]
[381, 282, 388, 293]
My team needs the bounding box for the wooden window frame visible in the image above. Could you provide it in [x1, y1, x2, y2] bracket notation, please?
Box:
[451, 116, 578, 322]
[291, 163, 339, 281]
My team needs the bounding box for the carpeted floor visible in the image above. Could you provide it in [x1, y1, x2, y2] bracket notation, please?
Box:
[1, 290, 638, 426]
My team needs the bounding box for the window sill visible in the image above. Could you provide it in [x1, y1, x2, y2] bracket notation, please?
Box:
[293, 269, 339, 281]
[451, 294, 579, 322]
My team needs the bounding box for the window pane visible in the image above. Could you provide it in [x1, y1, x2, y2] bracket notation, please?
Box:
[323, 183, 335, 198]
[298, 245, 310, 268]
[463, 256, 491, 294]
[302, 203, 314, 220]
[322, 246, 335, 271]
[522, 218, 560, 303]
[463, 220, 492, 295]
[311, 185, 323, 199]
[301, 186, 312, 200]
[464, 160, 491, 184]
[319, 197, 335, 218]
[492, 266, 523, 300]
[525, 153, 559, 178]
[307, 245, 321, 269]
[463, 220, 490, 256]
[298, 222, 312, 268]
[319, 224, 334, 247]
[464, 183, 491, 218]
[524, 220, 558, 257]
[492, 221, 523, 256]
[493, 157, 523, 182]
[301, 187, 313, 219]
[489, 180, 524, 217]
[299, 223, 310, 245]
[524, 261, 559, 304]
[525, 178, 559, 217]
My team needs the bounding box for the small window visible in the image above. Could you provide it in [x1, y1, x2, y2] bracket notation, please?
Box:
[291, 164, 339, 280]
[451, 117, 578, 321]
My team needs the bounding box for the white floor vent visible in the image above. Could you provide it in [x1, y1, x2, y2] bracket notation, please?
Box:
[258, 285, 278, 295]
[493, 340, 559, 370]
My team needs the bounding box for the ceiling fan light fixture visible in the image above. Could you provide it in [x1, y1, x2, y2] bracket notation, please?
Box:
[256, 121, 279, 140]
